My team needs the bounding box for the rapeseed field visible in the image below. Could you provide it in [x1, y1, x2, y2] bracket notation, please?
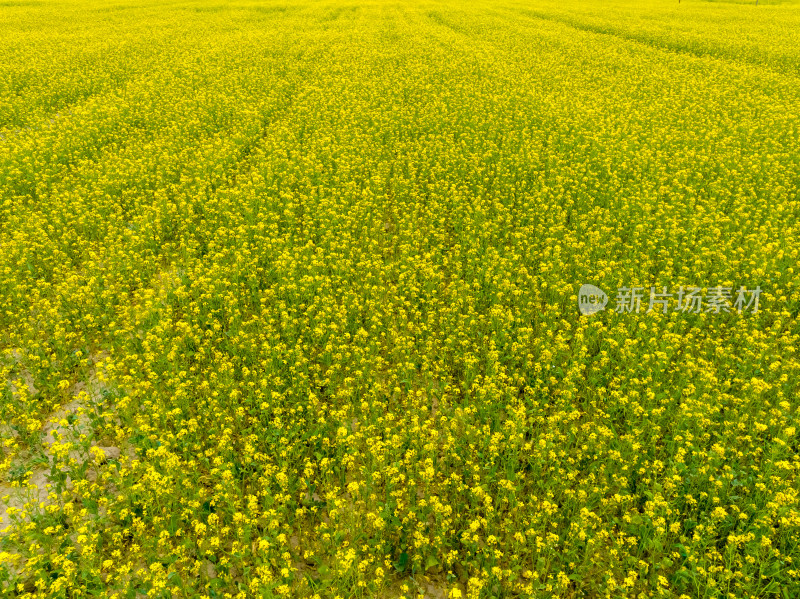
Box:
[1, 0, 799, 597]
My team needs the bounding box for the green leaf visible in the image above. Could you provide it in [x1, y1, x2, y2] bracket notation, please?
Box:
[763, 561, 782, 578]
[674, 544, 689, 559]
[425, 555, 440, 571]
[394, 552, 409, 573]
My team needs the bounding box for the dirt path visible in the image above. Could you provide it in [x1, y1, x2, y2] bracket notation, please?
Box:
[0, 351, 135, 584]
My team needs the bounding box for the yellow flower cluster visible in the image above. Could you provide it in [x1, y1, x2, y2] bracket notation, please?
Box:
[1, 0, 799, 597]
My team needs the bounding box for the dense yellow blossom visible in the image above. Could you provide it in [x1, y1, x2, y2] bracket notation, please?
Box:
[1, 0, 799, 597]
